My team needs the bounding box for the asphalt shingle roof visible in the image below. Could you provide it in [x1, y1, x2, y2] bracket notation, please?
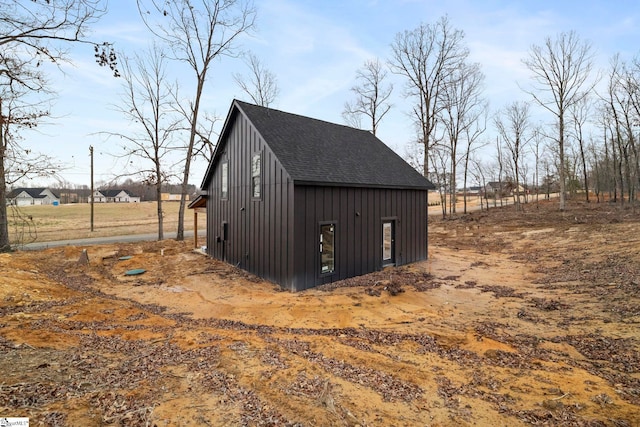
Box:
[7, 188, 58, 199]
[234, 100, 434, 190]
[98, 189, 135, 198]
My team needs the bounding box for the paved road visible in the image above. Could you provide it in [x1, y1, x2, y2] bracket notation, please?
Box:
[19, 230, 206, 251]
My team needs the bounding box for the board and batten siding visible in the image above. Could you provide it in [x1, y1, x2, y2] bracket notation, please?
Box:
[205, 112, 295, 288]
[292, 185, 428, 291]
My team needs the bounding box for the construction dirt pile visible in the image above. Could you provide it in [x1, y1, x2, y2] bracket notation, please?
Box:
[1, 200, 639, 426]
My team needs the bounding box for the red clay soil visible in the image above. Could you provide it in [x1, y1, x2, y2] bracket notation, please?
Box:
[0, 200, 638, 426]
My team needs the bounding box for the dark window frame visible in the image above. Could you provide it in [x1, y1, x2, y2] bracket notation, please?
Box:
[251, 152, 262, 200]
[221, 160, 228, 200]
[319, 221, 337, 276]
[381, 216, 398, 267]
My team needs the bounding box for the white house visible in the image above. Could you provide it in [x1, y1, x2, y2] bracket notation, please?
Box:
[93, 189, 140, 203]
[7, 188, 60, 206]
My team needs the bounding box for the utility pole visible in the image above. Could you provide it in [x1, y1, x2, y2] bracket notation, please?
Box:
[90, 145, 94, 232]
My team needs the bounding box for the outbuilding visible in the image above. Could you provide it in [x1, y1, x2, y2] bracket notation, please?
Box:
[199, 100, 435, 291]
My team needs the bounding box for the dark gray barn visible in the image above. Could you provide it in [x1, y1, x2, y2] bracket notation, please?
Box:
[199, 100, 435, 291]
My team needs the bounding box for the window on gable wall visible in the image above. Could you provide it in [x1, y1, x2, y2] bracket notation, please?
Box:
[251, 153, 261, 199]
[221, 161, 228, 199]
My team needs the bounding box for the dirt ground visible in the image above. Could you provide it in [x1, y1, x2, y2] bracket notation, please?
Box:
[1, 200, 638, 426]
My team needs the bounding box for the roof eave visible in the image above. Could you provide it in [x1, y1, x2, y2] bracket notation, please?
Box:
[292, 180, 435, 191]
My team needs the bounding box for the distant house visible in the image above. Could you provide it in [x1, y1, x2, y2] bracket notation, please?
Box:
[7, 188, 60, 206]
[484, 181, 524, 198]
[93, 189, 140, 203]
[161, 193, 189, 202]
[197, 100, 435, 292]
[459, 186, 482, 196]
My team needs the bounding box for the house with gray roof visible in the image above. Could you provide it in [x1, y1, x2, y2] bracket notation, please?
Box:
[198, 100, 435, 291]
[93, 189, 140, 203]
[7, 188, 60, 206]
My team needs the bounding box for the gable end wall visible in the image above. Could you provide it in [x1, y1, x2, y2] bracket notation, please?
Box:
[205, 112, 295, 288]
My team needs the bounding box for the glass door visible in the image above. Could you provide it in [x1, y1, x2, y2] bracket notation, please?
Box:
[382, 220, 395, 266]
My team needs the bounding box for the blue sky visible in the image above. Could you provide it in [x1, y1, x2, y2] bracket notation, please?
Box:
[19, 0, 640, 188]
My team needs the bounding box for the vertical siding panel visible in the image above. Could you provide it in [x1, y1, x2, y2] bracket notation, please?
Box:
[273, 155, 279, 281]
[237, 119, 244, 267]
[419, 191, 423, 259]
[416, 191, 421, 260]
[415, 191, 420, 259]
[286, 180, 295, 289]
[238, 118, 245, 268]
[347, 188, 355, 278]
[252, 126, 258, 274]
[243, 120, 249, 268]
[229, 122, 236, 264]
[409, 191, 415, 263]
[400, 190, 406, 265]
[340, 188, 349, 279]
[272, 154, 278, 282]
[423, 191, 428, 259]
[307, 187, 318, 289]
[296, 186, 309, 289]
[367, 189, 373, 273]
[262, 135, 269, 278]
[261, 145, 269, 279]
[417, 191, 422, 260]
[374, 189, 381, 270]
[354, 189, 363, 276]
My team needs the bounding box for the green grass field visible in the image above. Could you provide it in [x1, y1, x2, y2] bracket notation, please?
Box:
[7, 201, 206, 244]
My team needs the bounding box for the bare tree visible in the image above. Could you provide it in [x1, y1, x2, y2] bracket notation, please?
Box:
[494, 101, 532, 211]
[137, 0, 256, 241]
[530, 127, 545, 205]
[0, 0, 116, 251]
[440, 60, 486, 214]
[568, 96, 592, 202]
[470, 156, 488, 211]
[461, 111, 488, 214]
[342, 58, 393, 136]
[1, 68, 62, 249]
[233, 52, 279, 108]
[0, 0, 118, 82]
[428, 144, 450, 218]
[193, 111, 221, 163]
[493, 136, 506, 207]
[522, 30, 596, 210]
[611, 56, 640, 203]
[103, 44, 180, 240]
[389, 15, 468, 178]
[603, 54, 637, 204]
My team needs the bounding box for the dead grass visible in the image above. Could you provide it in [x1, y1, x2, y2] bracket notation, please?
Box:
[7, 201, 206, 244]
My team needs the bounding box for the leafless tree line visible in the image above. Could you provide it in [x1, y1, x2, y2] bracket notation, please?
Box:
[345, 18, 638, 217]
[4, 3, 640, 251]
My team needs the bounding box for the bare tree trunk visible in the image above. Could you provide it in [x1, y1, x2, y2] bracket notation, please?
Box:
[0, 136, 9, 252]
[579, 141, 589, 202]
[178, 75, 205, 241]
[156, 172, 164, 241]
[558, 113, 567, 210]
